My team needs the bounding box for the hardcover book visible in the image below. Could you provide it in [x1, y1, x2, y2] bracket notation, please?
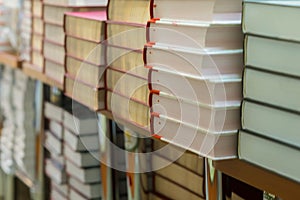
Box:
[239, 130, 300, 183]
[64, 11, 106, 43]
[243, 68, 300, 112]
[145, 43, 243, 77]
[243, 0, 300, 41]
[148, 18, 243, 49]
[245, 35, 300, 77]
[152, 0, 242, 22]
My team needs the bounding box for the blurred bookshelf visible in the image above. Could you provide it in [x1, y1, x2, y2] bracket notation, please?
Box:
[0, 0, 299, 200]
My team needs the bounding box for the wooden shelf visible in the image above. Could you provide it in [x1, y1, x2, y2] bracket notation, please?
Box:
[213, 159, 300, 199]
[22, 62, 64, 91]
[15, 170, 35, 189]
[0, 52, 22, 68]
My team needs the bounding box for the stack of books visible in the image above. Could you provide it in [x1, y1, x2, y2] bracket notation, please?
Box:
[29, 0, 44, 72]
[12, 70, 36, 180]
[19, 0, 32, 61]
[64, 10, 106, 110]
[63, 101, 102, 200]
[43, 0, 106, 87]
[239, 0, 300, 182]
[105, 0, 151, 129]
[146, 0, 243, 159]
[0, 67, 15, 174]
[0, 0, 21, 52]
[151, 140, 205, 200]
[0, 3, 13, 51]
[44, 101, 68, 199]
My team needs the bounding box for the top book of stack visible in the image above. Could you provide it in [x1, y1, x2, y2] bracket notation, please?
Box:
[43, 0, 108, 7]
[243, 0, 300, 42]
[152, 0, 242, 22]
[107, 0, 150, 23]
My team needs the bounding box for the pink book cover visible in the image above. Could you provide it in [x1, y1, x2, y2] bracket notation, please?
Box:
[150, 113, 238, 160]
[65, 10, 107, 21]
[149, 90, 241, 133]
[64, 10, 107, 43]
[148, 66, 242, 106]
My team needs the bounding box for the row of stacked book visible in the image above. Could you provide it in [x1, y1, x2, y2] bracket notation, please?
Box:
[44, 93, 103, 200]
[239, 0, 300, 183]
[1, 0, 244, 161]
[42, 89, 207, 200]
[0, 65, 38, 181]
[0, 0, 21, 53]
[146, 0, 243, 159]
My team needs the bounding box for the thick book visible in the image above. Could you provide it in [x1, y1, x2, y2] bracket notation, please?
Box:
[64, 144, 100, 168]
[64, 128, 99, 151]
[150, 90, 241, 132]
[43, 40, 65, 65]
[243, 1, 300, 41]
[243, 68, 300, 112]
[49, 120, 63, 140]
[145, 43, 243, 77]
[45, 130, 63, 155]
[33, 17, 44, 35]
[63, 103, 98, 135]
[50, 153, 65, 169]
[66, 35, 105, 66]
[64, 11, 106, 43]
[239, 130, 300, 183]
[69, 176, 102, 199]
[153, 175, 205, 200]
[64, 75, 105, 111]
[66, 160, 101, 183]
[32, 1, 43, 18]
[149, 66, 242, 105]
[66, 55, 105, 88]
[106, 20, 147, 49]
[151, 113, 237, 159]
[43, 4, 103, 26]
[45, 59, 65, 85]
[105, 44, 147, 78]
[69, 187, 101, 200]
[152, 0, 242, 22]
[152, 154, 205, 198]
[245, 35, 300, 78]
[106, 67, 149, 104]
[107, 0, 150, 23]
[106, 90, 150, 128]
[242, 100, 300, 149]
[44, 102, 63, 122]
[51, 189, 68, 200]
[32, 33, 43, 52]
[31, 50, 44, 71]
[148, 18, 242, 49]
[153, 139, 204, 175]
[45, 158, 67, 184]
[45, 22, 65, 45]
[51, 181, 69, 197]
[43, 0, 107, 7]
